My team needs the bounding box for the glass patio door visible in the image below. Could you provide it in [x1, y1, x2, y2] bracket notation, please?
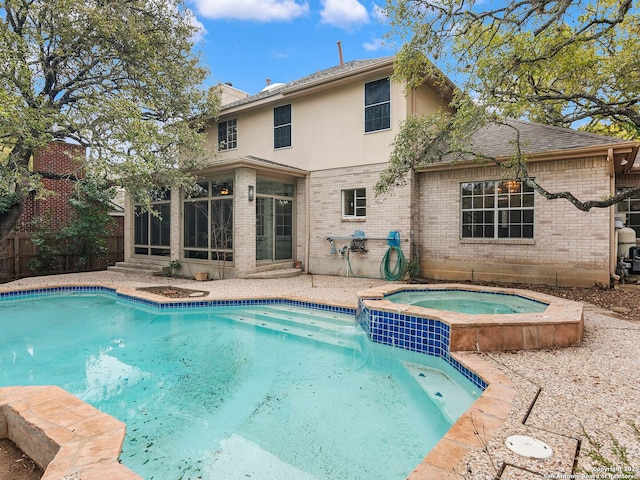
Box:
[256, 197, 293, 261]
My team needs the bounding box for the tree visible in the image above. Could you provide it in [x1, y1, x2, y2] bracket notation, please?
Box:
[378, 0, 640, 209]
[0, 0, 218, 275]
[29, 177, 116, 273]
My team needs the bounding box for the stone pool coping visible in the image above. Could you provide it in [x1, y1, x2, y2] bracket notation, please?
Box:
[0, 385, 140, 480]
[0, 282, 564, 478]
[357, 283, 584, 351]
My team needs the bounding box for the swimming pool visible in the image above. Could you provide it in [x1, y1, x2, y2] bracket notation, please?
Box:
[0, 288, 482, 480]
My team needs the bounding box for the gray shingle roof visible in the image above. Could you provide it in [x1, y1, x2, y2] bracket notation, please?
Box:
[470, 118, 628, 158]
[221, 56, 394, 111]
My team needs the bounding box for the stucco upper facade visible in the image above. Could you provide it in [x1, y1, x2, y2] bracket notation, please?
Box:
[208, 57, 450, 172]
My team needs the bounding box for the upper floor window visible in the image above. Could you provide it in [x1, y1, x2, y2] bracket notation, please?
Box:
[461, 180, 534, 239]
[274, 104, 291, 149]
[364, 78, 390, 132]
[217, 119, 237, 151]
[342, 188, 366, 218]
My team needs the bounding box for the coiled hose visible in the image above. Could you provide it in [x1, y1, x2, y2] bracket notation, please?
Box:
[380, 245, 406, 281]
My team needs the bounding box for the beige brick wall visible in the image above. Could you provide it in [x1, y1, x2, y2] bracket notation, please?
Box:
[233, 168, 257, 276]
[418, 156, 614, 286]
[306, 163, 414, 277]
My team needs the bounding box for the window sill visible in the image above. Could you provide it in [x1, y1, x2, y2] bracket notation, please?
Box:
[342, 217, 366, 222]
[460, 238, 535, 245]
[364, 127, 391, 135]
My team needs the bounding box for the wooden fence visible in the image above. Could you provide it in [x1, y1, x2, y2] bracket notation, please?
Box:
[1, 233, 124, 281]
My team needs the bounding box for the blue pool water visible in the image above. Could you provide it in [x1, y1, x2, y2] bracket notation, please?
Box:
[386, 289, 548, 314]
[0, 291, 481, 480]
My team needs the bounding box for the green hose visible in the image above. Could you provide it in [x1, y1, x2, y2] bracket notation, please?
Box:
[380, 246, 406, 281]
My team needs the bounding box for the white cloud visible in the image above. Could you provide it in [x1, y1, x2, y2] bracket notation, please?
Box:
[372, 3, 387, 22]
[363, 38, 385, 51]
[185, 10, 207, 43]
[193, 0, 309, 21]
[320, 0, 369, 29]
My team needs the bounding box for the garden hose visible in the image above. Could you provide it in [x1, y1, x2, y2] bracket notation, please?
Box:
[380, 246, 406, 281]
[380, 231, 406, 281]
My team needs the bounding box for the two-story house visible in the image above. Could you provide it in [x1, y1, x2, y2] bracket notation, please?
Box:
[122, 56, 640, 286]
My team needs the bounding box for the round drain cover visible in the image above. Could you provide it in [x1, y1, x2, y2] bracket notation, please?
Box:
[505, 435, 553, 459]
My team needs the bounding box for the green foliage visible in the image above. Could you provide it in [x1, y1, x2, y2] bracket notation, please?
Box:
[0, 193, 18, 215]
[379, 0, 640, 209]
[404, 259, 421, 279]
[578, 423, 640, 479]
[28, 178, 116, 273]
[579, 121, 640, 141]
[0, 0, 218, 237]
[385, 0, 640, 130]
[376, 92, 496, 195]
[168, 258, 181, 276]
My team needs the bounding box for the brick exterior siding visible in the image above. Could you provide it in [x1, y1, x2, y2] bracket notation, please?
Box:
[306, 163, 414, 277]
[419, 156, 613, 286]
[15, 142, 86, 233]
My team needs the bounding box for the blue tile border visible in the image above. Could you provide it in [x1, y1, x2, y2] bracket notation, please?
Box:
[356, 299, 487, 391]
[0, 286, 356, 316]
[1, 286, 485, 390]
[0, 285, 116, 299]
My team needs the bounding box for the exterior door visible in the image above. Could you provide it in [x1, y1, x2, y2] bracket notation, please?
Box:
[256, 198, 293, 261]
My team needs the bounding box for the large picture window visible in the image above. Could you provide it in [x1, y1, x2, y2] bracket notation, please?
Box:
[184, 178, 234, 261]
[461, 180, 534, 239]
[134, 189, 171, 256]
[364, 78, 390, 132]
[217, 119, 237, 151]
[274, 104, 291, 149]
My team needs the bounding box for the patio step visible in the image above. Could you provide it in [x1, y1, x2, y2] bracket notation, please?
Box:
[245, 267, 303, 279]
[107, 261, 164, 276]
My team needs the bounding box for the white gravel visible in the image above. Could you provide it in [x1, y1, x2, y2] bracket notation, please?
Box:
[3, 271, 640, 478]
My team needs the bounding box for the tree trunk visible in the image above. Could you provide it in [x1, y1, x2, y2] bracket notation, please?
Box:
[0, 145, 32, 280]
[0, 197, 26, 280]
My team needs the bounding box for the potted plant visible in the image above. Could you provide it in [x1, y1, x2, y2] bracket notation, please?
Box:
[193, 271, 208, 281]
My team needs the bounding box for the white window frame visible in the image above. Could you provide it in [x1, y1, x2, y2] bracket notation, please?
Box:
[217, 118, 237, 151]
[134, 189, 171, 257]
[461, 180, 534, 239]
[342, 188, 366, 218]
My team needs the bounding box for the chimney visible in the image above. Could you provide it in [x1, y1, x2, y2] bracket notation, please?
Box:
[266, 78, 271, 86]
[337, 41, 344, 66]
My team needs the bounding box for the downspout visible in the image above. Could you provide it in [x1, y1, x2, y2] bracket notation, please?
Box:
[608, 148, 620, 282]
[304, 174, 311, 273]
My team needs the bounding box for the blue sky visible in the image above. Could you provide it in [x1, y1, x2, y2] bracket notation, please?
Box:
[187, 0, 398, 95]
